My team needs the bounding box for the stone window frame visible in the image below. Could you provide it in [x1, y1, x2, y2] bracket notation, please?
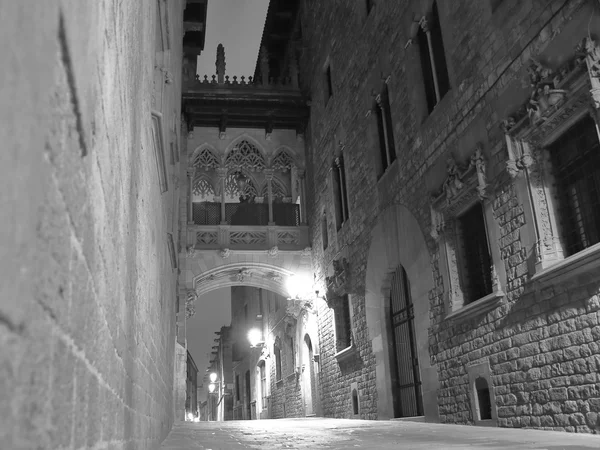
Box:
[332, 294, 356, 363]
[467, 360, 498, 427]
[430, 146, 506, 322]
[274, 337, 283, 385]
[501, 39, 600, 288]
[370, 78, 397, 177]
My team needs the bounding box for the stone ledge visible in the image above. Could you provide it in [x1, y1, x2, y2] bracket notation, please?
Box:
[446, 290, 504, 323]
[334, 344, 357, 364]
[531, 242, 600, 287]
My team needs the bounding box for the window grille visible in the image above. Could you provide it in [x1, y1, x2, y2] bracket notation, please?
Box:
[225, 140, 265, 171]
[192, 202, 221, 225]
[457, 203, 493, 304]
[548, 116, 600, 256]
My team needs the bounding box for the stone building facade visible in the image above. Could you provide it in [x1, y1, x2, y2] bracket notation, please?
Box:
[229, 286, 320, 420]
[1, 0, 205, 448]
[295, 0, 600, 433]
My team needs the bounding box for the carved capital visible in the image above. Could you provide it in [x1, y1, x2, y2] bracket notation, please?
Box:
[264, 169, 275, 181]
[216, 167, 228, 180]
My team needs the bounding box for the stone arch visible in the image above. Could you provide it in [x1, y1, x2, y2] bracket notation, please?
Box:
[364, 203, 439, 421]
[188, 251, 312, 299]
[190, 143, 221, 169]
[192, 172, 216, 198]
[224, 135, 267, 172]
[270, 146, 297, 171]
[260, 175, 289, 199]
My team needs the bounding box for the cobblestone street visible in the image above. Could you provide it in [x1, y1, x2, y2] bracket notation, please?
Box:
[161, 418, 600, 449]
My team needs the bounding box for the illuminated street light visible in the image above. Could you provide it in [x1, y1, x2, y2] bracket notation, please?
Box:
[208, 383, 216, 393]
[286, 273, 312, 300]
[209, 372, 218, 383]
[248, 328, 264, 348]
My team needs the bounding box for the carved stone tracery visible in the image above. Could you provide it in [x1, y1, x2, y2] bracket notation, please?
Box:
[325, 258, 350, 309]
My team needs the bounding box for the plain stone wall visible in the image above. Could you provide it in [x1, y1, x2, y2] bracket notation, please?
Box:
[300, 0, 600, 432]
[1, 0, 184, 448]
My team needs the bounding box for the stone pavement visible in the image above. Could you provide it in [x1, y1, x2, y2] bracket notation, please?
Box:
[160, 418, 600, 449]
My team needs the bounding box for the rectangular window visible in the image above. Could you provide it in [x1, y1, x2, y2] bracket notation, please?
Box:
[322, 212, 329, 249]
[235, 374, 240, 401]
[274, 345, 282, 381]
[259, 362, 267, 409]
[333, 155, 350, 230]
[366, 0, 373, 14]
[334, 295, 352, 352]
[375, 84, 396, 175]
[289, 337, 295, 374]
[457, 203, 493, 304]
[417, 1, 450, 113]
[548, 116, 600, 256]
[325, 65, 333, 103]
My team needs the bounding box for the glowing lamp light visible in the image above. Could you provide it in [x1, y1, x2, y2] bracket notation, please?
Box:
[248, 328, 263, 347]
[187, 413, 194, 421]
[208, 383, 216, 393]
[209, 372, 218, 383]
[286, 274, 312, 300]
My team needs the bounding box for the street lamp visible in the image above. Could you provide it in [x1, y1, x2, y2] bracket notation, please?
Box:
[208, 372, 218, 393]
[286, 274, 313, 300]
[248, 328, 265, 348]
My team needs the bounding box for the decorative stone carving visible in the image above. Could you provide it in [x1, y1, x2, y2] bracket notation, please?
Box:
[576, 36, 600, 108]
[236, 268, 251, 282]
[325, 258, 350, 305]
[219, 248, 231, 258]
[186, 289, 198, 319]
[429, 201, 445, 241]
[470, 145, 488, 200]
[301, 247, 312, 257]
[186, 246, 197, 258]
[268, 246, 279, 257]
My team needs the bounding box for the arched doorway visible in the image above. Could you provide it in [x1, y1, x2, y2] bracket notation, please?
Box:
[388, 265, 423, 417]
[303, 334, 317, 416]
[364, 204, 439, 421]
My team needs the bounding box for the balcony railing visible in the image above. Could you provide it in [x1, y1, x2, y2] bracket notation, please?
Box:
[188, 224, 309, 251]
[192, 202, 300, 227]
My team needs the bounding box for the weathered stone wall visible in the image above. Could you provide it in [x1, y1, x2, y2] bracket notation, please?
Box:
[300, 0, 600, 432]
[1, 0, 185, 448]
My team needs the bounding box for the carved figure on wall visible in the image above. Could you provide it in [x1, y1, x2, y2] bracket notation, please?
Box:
[443, 155, 465, 201]
[219, 248, 231, 259]
[430, 202, 445, 241]
[576, 36, 600, 108]
[186, 289, 198, 319]
[470, 146, 488, 200]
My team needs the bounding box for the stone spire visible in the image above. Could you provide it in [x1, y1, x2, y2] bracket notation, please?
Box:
[216, 43, 226, 84]
[260, 45, 269, 87]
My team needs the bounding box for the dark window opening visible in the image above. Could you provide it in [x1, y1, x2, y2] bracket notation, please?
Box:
[333, 155, 350, 230]
[259, 362, 267, 410]
[235, 374, 240, 401]
[288, 337, 295, 374]
[417, 2, 450, 113]
[183, 3, 206, 23]
[490, 0, 504, 12]
[375, 84, 396, 175]
[334, 294, 352, 352]
[457, 203, 493, 304]
[274, 345, 282, 381]
[475, 377, 492, 420]
[352, 389, 359, 415]
[322, 213, 329, 250]
[325, 65, 333, 103]
[548, 116, 600, 256]
[366, 0, 373, 15]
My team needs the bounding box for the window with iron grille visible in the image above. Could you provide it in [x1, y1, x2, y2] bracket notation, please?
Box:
[548, 116, 600, 257]
[417, 1, 450, 114]
[457, 202, 493, 304]
[333, 155, 350, 230]
[374, 84, 396, 175]
[334, 294, 352, 352]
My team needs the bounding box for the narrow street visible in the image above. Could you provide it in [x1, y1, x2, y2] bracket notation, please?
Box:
[161, 418, 600, 449]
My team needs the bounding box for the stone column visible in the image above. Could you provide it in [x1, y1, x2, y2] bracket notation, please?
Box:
[187, 167, 195, 224]
[217, 167, 228, 224]
[265, 169, 274, 225]
[298, 168, 307, 225]
[421, 17, 440, 102]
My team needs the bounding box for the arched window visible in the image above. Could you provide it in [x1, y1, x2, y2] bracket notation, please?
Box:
[475, 377, 492, 420]
[192, 176, 215, 197]
[417, 1, 450, 113]
[225, 140, 266, 172]
[192, 147, 220, 170]
[271, 149, 295, 172]
[260, 176, 288, 201]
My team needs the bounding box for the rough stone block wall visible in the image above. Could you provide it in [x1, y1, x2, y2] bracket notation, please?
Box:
[300, 0, 600, 431]
[1, 1, 184, 448]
